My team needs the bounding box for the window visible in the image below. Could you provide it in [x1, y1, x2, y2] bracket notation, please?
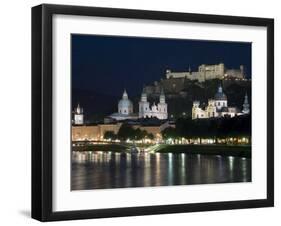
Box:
[218, 102, 220, 106]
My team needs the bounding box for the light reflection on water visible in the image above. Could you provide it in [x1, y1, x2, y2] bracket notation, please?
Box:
[71, 151, 251, 190]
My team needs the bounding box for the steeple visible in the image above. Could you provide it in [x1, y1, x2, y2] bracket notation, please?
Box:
[141, 87, 147, 102]
[242, 92, 250, 114]
[76, 103, 83, 114]
[159, 87, 165, 104]
[218, 84, 223, 93]
[122, 89, 128, 100]
[188, 65, 191, 73]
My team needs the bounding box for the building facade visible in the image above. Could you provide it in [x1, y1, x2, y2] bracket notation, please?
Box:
[72, 123, 122, 141]
[192, 84, 250, 119]
[139, 88, 168, 120]
[72, 120, 175, 142]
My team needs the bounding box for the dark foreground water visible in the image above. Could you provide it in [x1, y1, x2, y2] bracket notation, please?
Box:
[71, 151, 251, 190]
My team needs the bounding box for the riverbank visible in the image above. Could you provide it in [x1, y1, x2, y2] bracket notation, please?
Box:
[153, 144, 251, 158]
[72, 143, 130, 152]
[72, 143, 251, 158]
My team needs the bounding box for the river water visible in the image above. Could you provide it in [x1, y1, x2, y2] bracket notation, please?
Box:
[71, 151, 251, 190]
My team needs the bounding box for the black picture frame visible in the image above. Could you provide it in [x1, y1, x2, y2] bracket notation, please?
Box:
[32, 4, 274, 222]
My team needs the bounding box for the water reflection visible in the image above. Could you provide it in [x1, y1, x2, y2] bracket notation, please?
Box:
[71, 151, 251, 190]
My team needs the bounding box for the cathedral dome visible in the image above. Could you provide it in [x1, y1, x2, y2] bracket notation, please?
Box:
[214, 85, 227, 100]
[118, 90, 133, 114]
[118, 98, 133, 109]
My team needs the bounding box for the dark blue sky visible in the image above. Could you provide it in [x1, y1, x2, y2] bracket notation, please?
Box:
[72, 34, 251, 97]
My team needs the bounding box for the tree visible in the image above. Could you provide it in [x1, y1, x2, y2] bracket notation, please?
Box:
[117, 124, 136, 141]
[147, 133, 154, 140]
[161, 127, 178, 140]
[103, 131, 117, 140]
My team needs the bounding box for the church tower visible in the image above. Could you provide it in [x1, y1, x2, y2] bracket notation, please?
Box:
[192, 101, 200, 119]
[74, 103, 84, 125]
[157, 88, 168, 119]
[139, 88, 150, 118]
[242, 93, 250, 114]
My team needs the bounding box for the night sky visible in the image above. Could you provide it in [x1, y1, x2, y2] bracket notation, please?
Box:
[72, 34, 251, 97]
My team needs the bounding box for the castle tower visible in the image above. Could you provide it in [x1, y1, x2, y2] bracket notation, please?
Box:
[242, 93, 250, 114]
[118, 89, 133, 115]
[74, 103, 84, 125]
[139, 88, 150, 118]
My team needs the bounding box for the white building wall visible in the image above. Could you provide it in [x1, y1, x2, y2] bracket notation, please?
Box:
[74, 114, 84, 125]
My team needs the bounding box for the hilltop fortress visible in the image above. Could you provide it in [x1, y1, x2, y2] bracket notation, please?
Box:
[166, 63, 245, 82]
[143, 63, 248, 97]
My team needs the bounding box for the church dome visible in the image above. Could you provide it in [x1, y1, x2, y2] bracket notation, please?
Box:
[214, 85, 227, 100]
[118, 98, 133, 109]
[118, 90, 133, 114]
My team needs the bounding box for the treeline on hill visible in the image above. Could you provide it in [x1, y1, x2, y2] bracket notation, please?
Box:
[104, 124, 154, 141]
[162, 114, 251, 141]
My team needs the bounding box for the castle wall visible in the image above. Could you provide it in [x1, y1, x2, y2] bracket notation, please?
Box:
[225, 69, 244, 79]
[165, 63, 245, 82]
[198, 63, 225, 81]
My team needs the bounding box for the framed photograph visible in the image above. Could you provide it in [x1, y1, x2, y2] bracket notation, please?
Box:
[32, 4, 274, 221]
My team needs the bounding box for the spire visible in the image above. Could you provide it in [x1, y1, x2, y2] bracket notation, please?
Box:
[76, 103, 81, 114]
[218, 84, 223, 93]
[122, 89, 128, 99]
[188, 65, 191, 73]
[159, 87, 165, 104]
[141, 87, 147, 102]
